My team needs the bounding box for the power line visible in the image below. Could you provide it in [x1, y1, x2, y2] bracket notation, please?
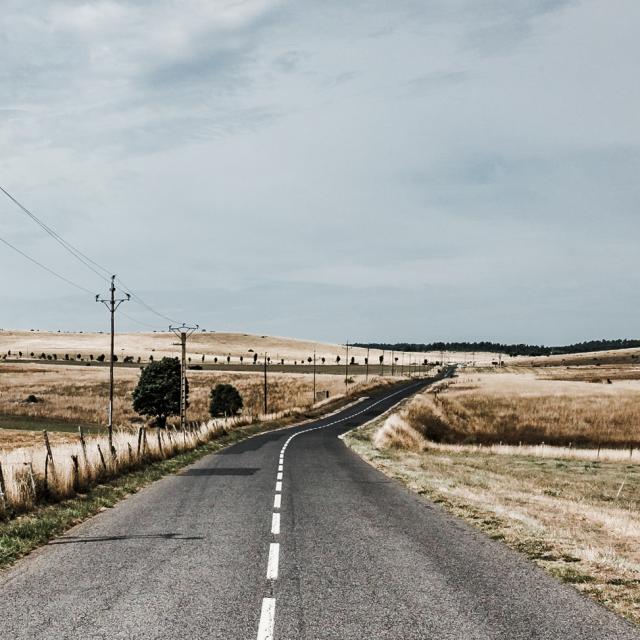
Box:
[0, 234, 96, 295]
[0, 184, 182, 325]
[115, 276, 181, 325]
[0, 233, 167, 330]
[119, 310, 163, 330]
[0, 185, 111, 281]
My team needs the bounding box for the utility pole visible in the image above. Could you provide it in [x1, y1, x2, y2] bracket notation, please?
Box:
[96, 275, 130, 456]
[263, 353, 268, 414]
[365, 347, 370, 383]
[169, 323, 199, 431]
[345, 341, 349, 394]
[313, 350, 317, 402]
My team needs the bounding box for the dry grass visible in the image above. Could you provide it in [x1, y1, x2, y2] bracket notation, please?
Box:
[0, 362, 390, 442]
[376, 370, 640, 449]
[347, 410, 640, 626]
[0, 329, 501, 365]
[0, 416, 245, 515]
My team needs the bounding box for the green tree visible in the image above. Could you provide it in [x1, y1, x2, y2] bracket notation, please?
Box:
[209, 383, 243, 417]
[132, 357, 186, 428]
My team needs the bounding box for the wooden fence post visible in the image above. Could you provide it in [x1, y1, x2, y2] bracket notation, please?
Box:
[43, 430, 55, 493]
[0, 461, 7, 511]
[136, 427, 143, 458]
[96, 444, 108, 473]
[71, 455, 80, 493]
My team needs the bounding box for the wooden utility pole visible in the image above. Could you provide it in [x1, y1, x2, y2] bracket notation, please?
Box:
[263, 353, 268, 414]
[365, 347, 370, 383]
[169, 323, 198, 431]
[96, 275, 130, 455]
[391, 350, 395, 376]
[345, 341, 349, 394]
[313, 350, 317, 402]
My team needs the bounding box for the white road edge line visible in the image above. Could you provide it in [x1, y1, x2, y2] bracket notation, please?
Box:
[267, 543, 280, 580]
[271, 512, 281, 535]
[256, 598, 276, 640]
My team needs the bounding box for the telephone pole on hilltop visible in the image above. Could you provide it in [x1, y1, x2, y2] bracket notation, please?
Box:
[169, 323, 199, 431]
[365, 347, 370, 383]
[345, 341, 350, 394]
[96, 275, 130, 455]
[313, 350, 317, 402]
[263, 353, 268, 414]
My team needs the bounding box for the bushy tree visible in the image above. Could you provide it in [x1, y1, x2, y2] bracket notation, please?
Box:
[132, 357, 186, 428]
[209, 383, 243, 417]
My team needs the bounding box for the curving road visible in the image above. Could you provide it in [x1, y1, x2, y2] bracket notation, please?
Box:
[0, 380, 637, 639]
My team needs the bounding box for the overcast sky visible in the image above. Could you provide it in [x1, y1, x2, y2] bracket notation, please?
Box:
[1, 0, 638, 345]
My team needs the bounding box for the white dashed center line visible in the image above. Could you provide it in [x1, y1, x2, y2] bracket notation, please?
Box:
[256, 598, 276, 640]
[275, 481, 282, 492]
[273, 494, 281, 509]
[266, 543, 280, 580]
[271, 512, 281, 535]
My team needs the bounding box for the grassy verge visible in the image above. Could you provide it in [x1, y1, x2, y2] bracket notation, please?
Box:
[344, 412, 640, 626]
[0, 388, 376, 571]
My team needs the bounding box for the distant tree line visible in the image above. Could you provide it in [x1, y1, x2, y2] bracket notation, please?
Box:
[352, 339, 640, 358]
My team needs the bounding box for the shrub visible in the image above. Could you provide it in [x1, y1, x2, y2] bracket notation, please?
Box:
[209, 383, 243, 418]
[96, 354, 106, 362]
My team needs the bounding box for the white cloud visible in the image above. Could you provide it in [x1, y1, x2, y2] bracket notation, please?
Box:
[0, 0, 639, 342]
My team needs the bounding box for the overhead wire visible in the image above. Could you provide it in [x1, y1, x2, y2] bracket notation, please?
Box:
[0, 185, 111, 281]
[0, 234, 97, 296]
[0, 184, 182, 326]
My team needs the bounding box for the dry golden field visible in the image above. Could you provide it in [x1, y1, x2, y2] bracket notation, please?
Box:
[0, 329, 501, 366]
[0, 361, 393, 450]
[0, 361, 371, 426]
[375, 368, 640, 450]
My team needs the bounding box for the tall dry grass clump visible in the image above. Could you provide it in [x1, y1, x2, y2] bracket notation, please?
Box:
[0, 416, 247, 517]
[374, 394, 453, 450]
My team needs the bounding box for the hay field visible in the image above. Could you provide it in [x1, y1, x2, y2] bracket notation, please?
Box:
[0, 329, 501, 366]
[0, 361, 393, 451]
[376, 368, 640, 449]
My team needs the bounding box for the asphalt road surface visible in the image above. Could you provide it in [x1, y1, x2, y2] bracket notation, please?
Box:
[1, 380, 638, 640]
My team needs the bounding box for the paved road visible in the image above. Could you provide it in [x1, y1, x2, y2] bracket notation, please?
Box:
[1, 380, 638, 639]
